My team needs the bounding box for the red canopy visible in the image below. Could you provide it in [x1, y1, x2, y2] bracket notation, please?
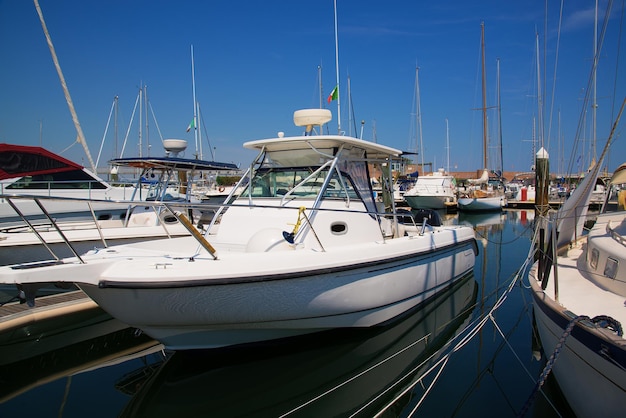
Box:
[0, 143, 84, 180]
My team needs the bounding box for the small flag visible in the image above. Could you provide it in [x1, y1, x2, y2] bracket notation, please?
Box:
[327, 85, 338, 104]
[186, 118, 196, 132]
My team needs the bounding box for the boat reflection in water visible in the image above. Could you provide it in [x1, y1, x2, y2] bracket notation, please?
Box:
[458, 210, 506, 231]
[0, 295, 163, 403]
[120, 273, 478, 417]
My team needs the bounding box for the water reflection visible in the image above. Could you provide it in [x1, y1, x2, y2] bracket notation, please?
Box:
[121, 274, 478, 417]
[0, 304, 162, 403]
[459, 211, 506, 231]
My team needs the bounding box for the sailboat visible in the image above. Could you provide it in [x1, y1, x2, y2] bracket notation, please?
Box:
[457, 23, 506, 212]
[526, 3, 626, 412]
[403, 68, 456, 210]
[528, 98, 626, 418]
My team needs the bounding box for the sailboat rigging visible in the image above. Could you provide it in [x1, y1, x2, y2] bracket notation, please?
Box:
[34, 0, 96, 173]
[457, 22, 506, 212]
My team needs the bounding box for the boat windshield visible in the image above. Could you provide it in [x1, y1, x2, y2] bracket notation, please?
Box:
[240, 167, 359, 200]
[239, 142, 379, 215]
[5, 169, 107, 190]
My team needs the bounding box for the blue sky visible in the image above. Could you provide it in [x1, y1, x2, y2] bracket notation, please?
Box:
[1, 0, 625, 175]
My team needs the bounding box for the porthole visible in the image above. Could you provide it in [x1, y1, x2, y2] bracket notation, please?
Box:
[330, 222, 347, 235]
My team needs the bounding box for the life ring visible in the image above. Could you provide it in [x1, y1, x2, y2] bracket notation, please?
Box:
[218, 186, 225, 193]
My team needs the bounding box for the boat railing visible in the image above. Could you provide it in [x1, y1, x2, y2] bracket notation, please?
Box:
[0, 194, 185, 263]
[607, 220, 626, 247]
[412, 184, 451, 194]
[1, 178, 140, 201]
[1, 194, 436, 264]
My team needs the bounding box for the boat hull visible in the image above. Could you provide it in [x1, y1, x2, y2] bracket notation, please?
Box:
[404, 195, 454, 210]
[457, 195, 505, 212]
[77, 236, 477, 349]
[119, 274, 477, 417]
[530, 267, 626, 418]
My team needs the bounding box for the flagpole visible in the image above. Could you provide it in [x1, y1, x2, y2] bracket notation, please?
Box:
[333, 0, 341, 134]
[190, 44, 200, 159]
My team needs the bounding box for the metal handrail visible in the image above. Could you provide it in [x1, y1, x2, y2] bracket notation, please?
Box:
[607, 220, 626, 247]
[1, 194, 438, 263]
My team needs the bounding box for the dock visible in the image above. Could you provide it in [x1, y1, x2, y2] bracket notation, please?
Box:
[0, 289, 97, 334]
[505, 200, 563, 210]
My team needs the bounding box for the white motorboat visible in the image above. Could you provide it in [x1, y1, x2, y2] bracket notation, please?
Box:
[403, 169, 457, 209]
[528, 156, 626, 416]
[0, 109, 478, 350]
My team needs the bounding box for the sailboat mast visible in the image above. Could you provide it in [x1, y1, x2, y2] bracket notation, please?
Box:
[535, 30, 544, 150]
[481, 22, 488, 170]
[497, 58, 504, 175]
[446, 118, 450, 174]
[144, 84, 150, 156]
[191, 45, 200, 159]
[95, 97, 117, 167]
[415, 66, 425, 173]
[138, 83, 143, 157]
[114, 95, 118, 159]
[333, 0, 341, 134]
[592, 0, 598, 165]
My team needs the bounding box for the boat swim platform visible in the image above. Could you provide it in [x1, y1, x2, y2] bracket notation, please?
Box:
[0, 289, 97, 334]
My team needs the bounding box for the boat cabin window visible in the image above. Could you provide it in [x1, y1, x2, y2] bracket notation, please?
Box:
[240, 167, 358, 200]
[6, 169, 107, 190]
[604, 257, 619, 279]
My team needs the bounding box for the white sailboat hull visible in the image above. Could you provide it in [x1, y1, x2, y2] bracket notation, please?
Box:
[457, 195, 505, 212]
[531, 282, 626, 418]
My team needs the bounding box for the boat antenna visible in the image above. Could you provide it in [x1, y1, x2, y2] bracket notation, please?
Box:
[33, 0, 97, 173]
[333, 0, 341, 134]
[318, 64, 323, 109]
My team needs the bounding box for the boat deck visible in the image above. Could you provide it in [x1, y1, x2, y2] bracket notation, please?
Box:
[539, 244, 626, 328]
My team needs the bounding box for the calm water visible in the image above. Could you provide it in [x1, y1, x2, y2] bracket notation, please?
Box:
[0, 209, 573, 417]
